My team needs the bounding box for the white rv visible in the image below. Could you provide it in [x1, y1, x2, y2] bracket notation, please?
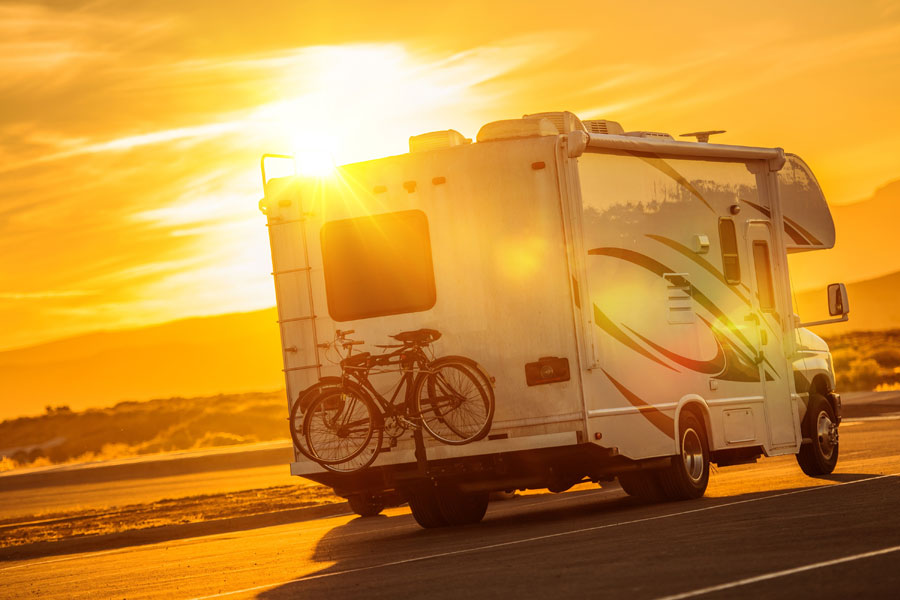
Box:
[259, 111, 847, 527]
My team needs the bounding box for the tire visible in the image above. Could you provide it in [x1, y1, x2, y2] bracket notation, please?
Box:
[618, 471, 665, 502]
[658, 411, 710, 501]
[348, 493, 385, 517]
[415, 359, 494, 445]
[436, 489, 489, 526]
[796, 393, 839, 476]
[289, 378, 342, 461]
[303, 387, 381, 469]
[407, 488, 447, 529]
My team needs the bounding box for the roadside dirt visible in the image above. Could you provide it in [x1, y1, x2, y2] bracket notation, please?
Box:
[0, 483, 341, 550]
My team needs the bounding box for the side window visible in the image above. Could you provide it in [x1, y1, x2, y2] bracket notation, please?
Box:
[752, 240, 776, 311]
[718, 218, 741, 284]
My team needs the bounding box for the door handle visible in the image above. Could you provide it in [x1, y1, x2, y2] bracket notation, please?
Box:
[759, 329, 768, 345]
[744, 313, 759, 324]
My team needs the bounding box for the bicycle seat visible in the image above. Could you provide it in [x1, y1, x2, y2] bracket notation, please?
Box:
[341, 352, 371, 368]
[390, 328, 441, 344]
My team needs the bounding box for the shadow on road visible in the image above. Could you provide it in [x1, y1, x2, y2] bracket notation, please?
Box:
[255, 476, 895, 600]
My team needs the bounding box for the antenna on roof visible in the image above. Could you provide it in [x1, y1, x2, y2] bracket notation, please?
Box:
[680, 130, 726, 143]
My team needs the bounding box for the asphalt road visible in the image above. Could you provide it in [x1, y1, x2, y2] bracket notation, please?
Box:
[2, 413, 899, 600]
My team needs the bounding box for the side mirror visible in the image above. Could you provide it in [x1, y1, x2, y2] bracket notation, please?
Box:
[796, 283, 850, 328]
[827, 283, 849, 317]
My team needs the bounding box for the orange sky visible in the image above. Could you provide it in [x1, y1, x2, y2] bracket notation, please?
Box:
[2, 1, 900, 350]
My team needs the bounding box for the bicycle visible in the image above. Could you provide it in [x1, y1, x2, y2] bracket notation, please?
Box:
[300, 328, 494, 472]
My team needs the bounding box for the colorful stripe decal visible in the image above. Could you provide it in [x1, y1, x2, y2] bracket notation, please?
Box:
[645, 234, 752, 306]
[628, 153, 715, 212]
[587, 247, 758, 357]
[602, 369, 675, 439]
[623, 323, 726, 375]
[594, 304, 678, 372]
[741, 198, 813, 246]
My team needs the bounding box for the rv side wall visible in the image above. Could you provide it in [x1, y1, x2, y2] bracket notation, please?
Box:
[573, 150, 797, 460]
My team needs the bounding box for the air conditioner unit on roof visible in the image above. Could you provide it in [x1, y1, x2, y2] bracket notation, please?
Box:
[523, 111, 586, 134]
[582, 119, 625, 135]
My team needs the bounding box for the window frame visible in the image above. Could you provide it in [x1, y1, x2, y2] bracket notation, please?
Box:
[718, 217, 741, 285]
[751, 239, 776, 313]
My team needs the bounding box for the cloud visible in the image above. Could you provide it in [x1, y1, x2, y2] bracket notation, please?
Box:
[0, 291, 95, 300]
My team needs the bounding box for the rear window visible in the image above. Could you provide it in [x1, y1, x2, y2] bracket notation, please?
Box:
[320, 210, 437, 322]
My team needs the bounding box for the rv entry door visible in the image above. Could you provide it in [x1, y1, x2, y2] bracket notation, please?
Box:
[745, 221, 796, 448]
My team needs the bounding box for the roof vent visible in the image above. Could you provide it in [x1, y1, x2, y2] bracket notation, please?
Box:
[624, 131, 674, 141]
[583, 119, 625, 135]
[477, 118, 559, 143]
[409, 129, 471, 153]
[523, 111, 585, 134]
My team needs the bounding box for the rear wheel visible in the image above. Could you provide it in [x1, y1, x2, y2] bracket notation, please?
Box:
[406, 488, 447, 529]
[796, 393, 839, 476]
[347, 493, 385, 517]
[415, 359, 494, 445]
[658, 411, 710, 500]
[303, 388, 381, 469]
[618, 471, 665, 502]
[436, 488, 489, 526]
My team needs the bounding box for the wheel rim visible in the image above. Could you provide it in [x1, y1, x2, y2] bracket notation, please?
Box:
[681, 428, 705, 483]
[816, 410, 837, 459]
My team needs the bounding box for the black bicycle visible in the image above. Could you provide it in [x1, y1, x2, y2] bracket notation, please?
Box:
[298, 328, 494, 472]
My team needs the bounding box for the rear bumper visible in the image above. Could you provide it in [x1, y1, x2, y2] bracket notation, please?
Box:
[289, 431, 642, 497]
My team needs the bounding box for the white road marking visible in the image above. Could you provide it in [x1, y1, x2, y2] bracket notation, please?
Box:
[654, 544, 900, 600]
[186, 473, 897, 600]
[843, 414, 900, 423]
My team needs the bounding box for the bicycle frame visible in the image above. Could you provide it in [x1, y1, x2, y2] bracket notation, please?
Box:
[341, 344, 431, 424]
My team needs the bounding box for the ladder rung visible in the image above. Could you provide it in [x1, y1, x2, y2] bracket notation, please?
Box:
[283, 364, 321, 373]
[278, 315, 316, 324]
[272, 267, 312, 276]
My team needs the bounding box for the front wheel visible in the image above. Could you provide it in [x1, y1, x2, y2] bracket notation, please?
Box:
[796, 393, 839, 476]
[303, 388, 381, 470]
[658, 411, 710, 501]
[414, 359, 494, 445]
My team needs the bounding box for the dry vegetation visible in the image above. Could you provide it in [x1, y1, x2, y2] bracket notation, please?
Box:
[0, 484, 342, 549]
[824, 330, 900, 391]
[0, 391, 290, 471]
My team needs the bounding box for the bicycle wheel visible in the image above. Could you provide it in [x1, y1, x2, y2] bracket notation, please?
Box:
[303, 387, 379, 467]
[289, 377, 342, 461]
[414, 359, 494, 445]
[433, 355, 495, 404]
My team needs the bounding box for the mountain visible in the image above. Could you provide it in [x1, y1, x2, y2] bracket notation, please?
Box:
[0, 309, 284, 422]
[794, 269, 900, 335]
[788, 179, 900, 292]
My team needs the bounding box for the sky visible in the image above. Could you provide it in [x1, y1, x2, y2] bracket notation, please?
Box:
[2, 0, 900, 350]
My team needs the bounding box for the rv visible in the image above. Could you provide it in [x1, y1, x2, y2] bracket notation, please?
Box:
[258, 111, 847, 528]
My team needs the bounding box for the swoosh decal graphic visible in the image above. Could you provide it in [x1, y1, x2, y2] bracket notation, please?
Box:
[741, 199, 809, 246]
[628, 152, 714, 212]
[623, 323, 725, 375]
[700, 316, 764, 383]
[645, 234, 752, 306]
[587, 247, 758, 357]
[602, 369, 675, 439]
[593, 304, 678, 372]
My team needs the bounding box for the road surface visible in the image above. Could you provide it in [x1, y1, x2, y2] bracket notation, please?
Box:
[1, 413, 898, 599]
